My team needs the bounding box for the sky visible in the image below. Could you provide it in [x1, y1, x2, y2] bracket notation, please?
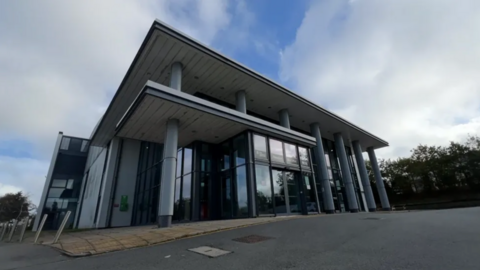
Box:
[1, 0, 480, 205]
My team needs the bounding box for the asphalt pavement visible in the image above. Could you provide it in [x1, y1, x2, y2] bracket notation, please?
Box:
[2, 207, 480, 270]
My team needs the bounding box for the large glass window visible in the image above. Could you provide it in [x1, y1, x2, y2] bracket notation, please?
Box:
[253, 135, 268, 160]
[176, 149, 183, 177]
[60, 137, 70, 150]
[183, 147, 193, 174]
[269, 139, 284, 164]
[255, 164, 273, 215]
[200, 144, 213, 172]
[235, 166, 248, 217]
[172, 144, 195, 222]
[303, 172, 319, 212]
[221, 142, 230, 170]
[284, 143, 298, 165]
[298, 147, 310, 167]
[182, 174, 192, 220]
[132, 142, 163, 225]
[233, 134, 246, 166]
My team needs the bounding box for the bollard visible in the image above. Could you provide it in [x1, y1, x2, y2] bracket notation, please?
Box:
[7, 220, 18, 242]
[34, 214, 48, 244]
[19, 217, 29, 243]
[53, 211, 71, 244]
[0, 222, 7, 241]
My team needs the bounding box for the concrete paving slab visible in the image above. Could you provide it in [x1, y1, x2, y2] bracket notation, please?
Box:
[188, 246, 232, 258]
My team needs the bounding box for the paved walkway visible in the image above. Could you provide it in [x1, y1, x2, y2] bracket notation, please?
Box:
[40, 216, 307, 257]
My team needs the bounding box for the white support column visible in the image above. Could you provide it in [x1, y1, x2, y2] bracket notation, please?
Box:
[367, 147, 391, 211]
[348, 140, 368, 212]
[158, 62, 182, 227]
[334, 132, 359, 213]
[170, 62, 183, 91]
[235, 90, 246, 113]
[310, 123, 335, 213]
[158, 119, 179, 227]
[353, 141, 377, 211]
[279, 109, 290, 129]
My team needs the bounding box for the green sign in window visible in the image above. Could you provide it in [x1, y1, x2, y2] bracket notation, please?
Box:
[120, 195, 128, 212]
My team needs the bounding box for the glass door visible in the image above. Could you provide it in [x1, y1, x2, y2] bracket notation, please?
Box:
[221, 172, 233, 218]
[285, 172, 302, 213]
[272, 169, 303, 215]
[272, 169, 287, 214]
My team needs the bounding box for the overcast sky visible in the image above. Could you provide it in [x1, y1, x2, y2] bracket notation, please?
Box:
[1, 0, 479, 205]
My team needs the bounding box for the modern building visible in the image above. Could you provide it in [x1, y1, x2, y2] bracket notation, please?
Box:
[34, 20, 390, 231]
[34, 133, 89, 230]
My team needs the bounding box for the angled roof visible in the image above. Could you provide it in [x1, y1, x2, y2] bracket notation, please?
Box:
[90, 20, 388, 151]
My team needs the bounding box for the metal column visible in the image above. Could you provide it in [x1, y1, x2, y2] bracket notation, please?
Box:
[352, 141, 377, 211]
[279, 109, 290, 129]
[334, 133, 359, 213]
[158, 62, 182, 227]
[235, 90, 247, 113]
[367, 147, 391, 211]
[170, 62, 183, 91]
[310, 123, 335, 213]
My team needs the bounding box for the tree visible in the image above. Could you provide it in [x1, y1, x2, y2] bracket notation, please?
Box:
[0, 192, 36, 222]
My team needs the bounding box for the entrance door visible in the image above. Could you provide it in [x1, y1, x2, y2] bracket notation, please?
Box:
[272, 169, 302, 215]
[220, 172, 233, 218]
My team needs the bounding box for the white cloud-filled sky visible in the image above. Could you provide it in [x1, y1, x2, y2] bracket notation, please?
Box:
[1, 0, 479, 205]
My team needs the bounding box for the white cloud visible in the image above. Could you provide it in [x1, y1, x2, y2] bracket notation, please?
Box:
[280, 0, 480, 159]
[0, 156, 48, 204]
[0, 0, 249, 203]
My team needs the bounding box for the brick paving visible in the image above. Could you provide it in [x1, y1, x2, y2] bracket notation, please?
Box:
[37, 216, 309, 257]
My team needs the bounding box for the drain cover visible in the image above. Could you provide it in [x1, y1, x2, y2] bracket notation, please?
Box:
[232, 235, 273, 243]
[188, 246, 232, 258]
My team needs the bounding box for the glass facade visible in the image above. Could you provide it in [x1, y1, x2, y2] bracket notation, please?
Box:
[42, 136, 88, 230]
[173, 145, 194, 221]
[132, 142, 163, 225]
[128, 130, 364, 226]
[219, 133, 249, 218]
[253, 133, 318, 216]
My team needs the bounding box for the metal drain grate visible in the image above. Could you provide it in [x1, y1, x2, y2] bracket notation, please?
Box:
[232, 235, 273, 243]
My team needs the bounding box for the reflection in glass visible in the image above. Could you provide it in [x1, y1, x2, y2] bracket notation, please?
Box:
[183, 147, 193, 174]
[298, 147, 310, 167]
[235, 166, 248, 217]
[303, 172, 318, 212]
[272, 169, 287, 214]
[255, 165, 273, 215]
[182, 174, 192, 220]
[233, 135, 246, 166]
[199, 173, 210, 220]
[176, 149, 183, 177]
[286, 172, 302, 213]
[324, 153, 331, 167]
[269, 139, 284, 163]
[221, 142, 230, 170]
[253, 135, 268, 160]
[284, 143, 298, 165]
[52, 179, 66, 188]
[173, 177, 181, 220]
[48, 188, 64, 198]
[221, 173, 232, 218]
[200, 144, 212, 172]
[66, 179, 74, 189]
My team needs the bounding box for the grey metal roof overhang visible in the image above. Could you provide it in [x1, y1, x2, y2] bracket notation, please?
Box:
[115, 81, 316, 147]
[90, 20, 389, 151]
